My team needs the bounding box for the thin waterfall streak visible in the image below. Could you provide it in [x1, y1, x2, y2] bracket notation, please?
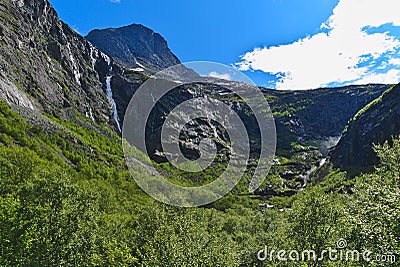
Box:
[105, 74, 121, 132]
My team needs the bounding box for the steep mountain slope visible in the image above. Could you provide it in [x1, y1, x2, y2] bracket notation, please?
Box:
[265, 84, 390, 154]
[0, 0, 124, 130]
[86, 24, 181, 71]
[112, 75, 388, 161]
[329, 83, 400, 176]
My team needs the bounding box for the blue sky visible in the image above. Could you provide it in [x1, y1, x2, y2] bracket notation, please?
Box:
[50, 0, 400, 89]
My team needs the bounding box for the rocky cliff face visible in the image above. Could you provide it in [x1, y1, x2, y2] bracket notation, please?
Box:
[0, 0, 121, 130]
[110, 71, 388, 162]
[106, 61, 388, 194]
[266, 84, 391, 155]
[86, 24, 181, 71]
[329, 83, 400, 176]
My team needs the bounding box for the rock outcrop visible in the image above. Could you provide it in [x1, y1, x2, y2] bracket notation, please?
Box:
[86, 24, 181, 71]
[329, 83, 400, 176]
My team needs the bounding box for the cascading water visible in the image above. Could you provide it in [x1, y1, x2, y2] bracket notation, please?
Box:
[297, 157, 327, 192]
[105, 68, 121, 132]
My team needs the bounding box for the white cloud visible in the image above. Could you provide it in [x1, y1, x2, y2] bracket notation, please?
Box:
[110, 0, 121, 3]
[355, 69, 400, 85]
[236, 0, 400, 90]
[389, 58, 400, 66]
[208, 71, 232, 80]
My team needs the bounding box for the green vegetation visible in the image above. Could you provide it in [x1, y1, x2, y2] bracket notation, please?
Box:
[353, 84, 396, 121]
[0, 100, 399, 266]
[272, 101, 310, 118]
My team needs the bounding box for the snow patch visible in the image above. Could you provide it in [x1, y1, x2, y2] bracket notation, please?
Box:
[66, 43, 81, 85]
[130, 67, 144, 72]
[88, 43, 99, 69]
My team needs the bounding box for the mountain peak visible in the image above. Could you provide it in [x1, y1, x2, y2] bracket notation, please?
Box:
[86, 23, 180, 71]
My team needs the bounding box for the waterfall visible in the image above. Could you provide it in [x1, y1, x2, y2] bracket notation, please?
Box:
[297, 157, 327, 192]
[105, 72, 121, 132]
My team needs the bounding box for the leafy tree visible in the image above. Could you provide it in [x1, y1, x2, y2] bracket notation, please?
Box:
[347, 137, 400, 266]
